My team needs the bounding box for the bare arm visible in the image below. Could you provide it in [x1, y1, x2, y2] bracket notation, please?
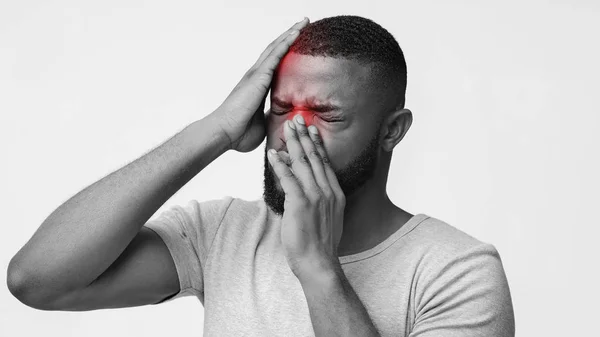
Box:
[6, 17, 309, 311]
[7, 113, 229, 309]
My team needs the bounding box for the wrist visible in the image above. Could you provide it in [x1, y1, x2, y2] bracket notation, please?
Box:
[295, 256, 342, 285]
[180, 116, 231, 167]
[298, 265, 340, 295]
[192, 113, 233, 153]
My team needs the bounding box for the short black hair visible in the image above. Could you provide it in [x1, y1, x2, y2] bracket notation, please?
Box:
[290, 15, 407, 117]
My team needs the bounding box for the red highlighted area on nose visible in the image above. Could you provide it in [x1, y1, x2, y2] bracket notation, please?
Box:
[286, 110, 315, 127]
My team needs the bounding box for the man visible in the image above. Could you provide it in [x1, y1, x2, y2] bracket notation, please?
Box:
[8, 15, 515, 336]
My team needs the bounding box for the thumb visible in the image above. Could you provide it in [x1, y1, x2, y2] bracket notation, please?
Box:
[256, 86, 270, 115]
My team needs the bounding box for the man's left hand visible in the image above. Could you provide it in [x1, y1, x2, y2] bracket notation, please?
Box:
[267, 114, 346, 280]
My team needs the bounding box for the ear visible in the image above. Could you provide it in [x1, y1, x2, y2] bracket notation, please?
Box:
[380, 108, 413, 152]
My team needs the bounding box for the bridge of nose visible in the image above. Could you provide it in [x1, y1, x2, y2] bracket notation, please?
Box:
[286, 110, 315, 127]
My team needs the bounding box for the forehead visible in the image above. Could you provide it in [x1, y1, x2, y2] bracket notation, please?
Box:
[271, 52, 373, 109]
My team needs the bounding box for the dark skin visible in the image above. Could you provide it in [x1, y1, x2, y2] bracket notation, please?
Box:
[262, 52, 414, 257]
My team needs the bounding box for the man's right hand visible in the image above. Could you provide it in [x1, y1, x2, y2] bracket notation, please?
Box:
[212, 17, 309, 153]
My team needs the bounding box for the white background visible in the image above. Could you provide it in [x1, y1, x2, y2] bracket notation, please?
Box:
[1, 1, 598, 336]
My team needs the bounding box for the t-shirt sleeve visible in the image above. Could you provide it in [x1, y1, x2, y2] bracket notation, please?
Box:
[409, 243, 515, 337]
[143, 196, 234, 304]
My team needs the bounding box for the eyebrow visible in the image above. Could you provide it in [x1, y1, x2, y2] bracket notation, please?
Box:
[271, 96, 342, 113]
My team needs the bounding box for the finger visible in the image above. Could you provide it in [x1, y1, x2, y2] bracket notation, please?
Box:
[307, 124, 345, 202]
[277, 150, 292, 166]
[292, 115, 333, 198]
[253, 17, 309, 69]
[258, 20, 309, 74]
[283, 118, 321, 198]
[267, 149, 303, 199]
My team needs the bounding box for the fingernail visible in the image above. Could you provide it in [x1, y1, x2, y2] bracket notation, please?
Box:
[295, 115, 305, 125]
[287, 120, 296, 129]
[308, 125, 318, 134]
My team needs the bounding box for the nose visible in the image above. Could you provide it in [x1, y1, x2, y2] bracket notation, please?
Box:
[286, 110, 314, 127]
[276, 110, 315, 152]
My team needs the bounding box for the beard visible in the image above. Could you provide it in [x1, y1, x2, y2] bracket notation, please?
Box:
[262, 130, 380, 216]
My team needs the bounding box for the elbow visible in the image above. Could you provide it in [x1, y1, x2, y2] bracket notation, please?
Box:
[7, 259, 35, 307]
[6, 259, 58, 311]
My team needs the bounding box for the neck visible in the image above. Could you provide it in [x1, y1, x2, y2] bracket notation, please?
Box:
[337, 156, 403, 256]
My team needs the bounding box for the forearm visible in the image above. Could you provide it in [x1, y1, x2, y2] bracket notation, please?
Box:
[299, 263, 381, 337]
[8, 113, 229, 300]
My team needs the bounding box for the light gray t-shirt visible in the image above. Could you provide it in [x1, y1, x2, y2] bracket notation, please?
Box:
[145, 196, 514, 336]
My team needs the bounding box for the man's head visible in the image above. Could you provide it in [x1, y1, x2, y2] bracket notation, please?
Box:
[263, 15, 412, 216]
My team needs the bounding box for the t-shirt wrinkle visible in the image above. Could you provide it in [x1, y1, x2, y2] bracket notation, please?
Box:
[204, 197, 235, 272]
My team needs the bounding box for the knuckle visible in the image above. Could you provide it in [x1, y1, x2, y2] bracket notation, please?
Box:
[272, 155, 284, 164]
[279, 36, 293, 48]
[298, 154, 309, 164]
[299, 196, 311, 207]
[296, 126, 308, 136]
[266, 40, 277, 51]
[282, 170, 295, 179]
[321, 155, 330, 164]
[308, 150, 321, 161]
[308, 191, 323, 203]
[245, 68, 256, 78]
[255, 72, 272, 84]
[322, 188, 334, 200]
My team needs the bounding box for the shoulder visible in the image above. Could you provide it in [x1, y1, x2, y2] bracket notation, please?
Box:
[180, 196, 264, 225]
[408, 215, 515, 335]
[406, 214, 505, 270]
[213, 196, 273, 236]
[410, 214, 489, 253]
[219, 196, 268, 222]
[405, 214, 510, 303]
[223, 196, 265, 215]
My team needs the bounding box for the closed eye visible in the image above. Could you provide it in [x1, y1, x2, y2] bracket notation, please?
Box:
[270, 109, 288, 116]
[270, 110, 341, 122]
[315, 115, 341, 122]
